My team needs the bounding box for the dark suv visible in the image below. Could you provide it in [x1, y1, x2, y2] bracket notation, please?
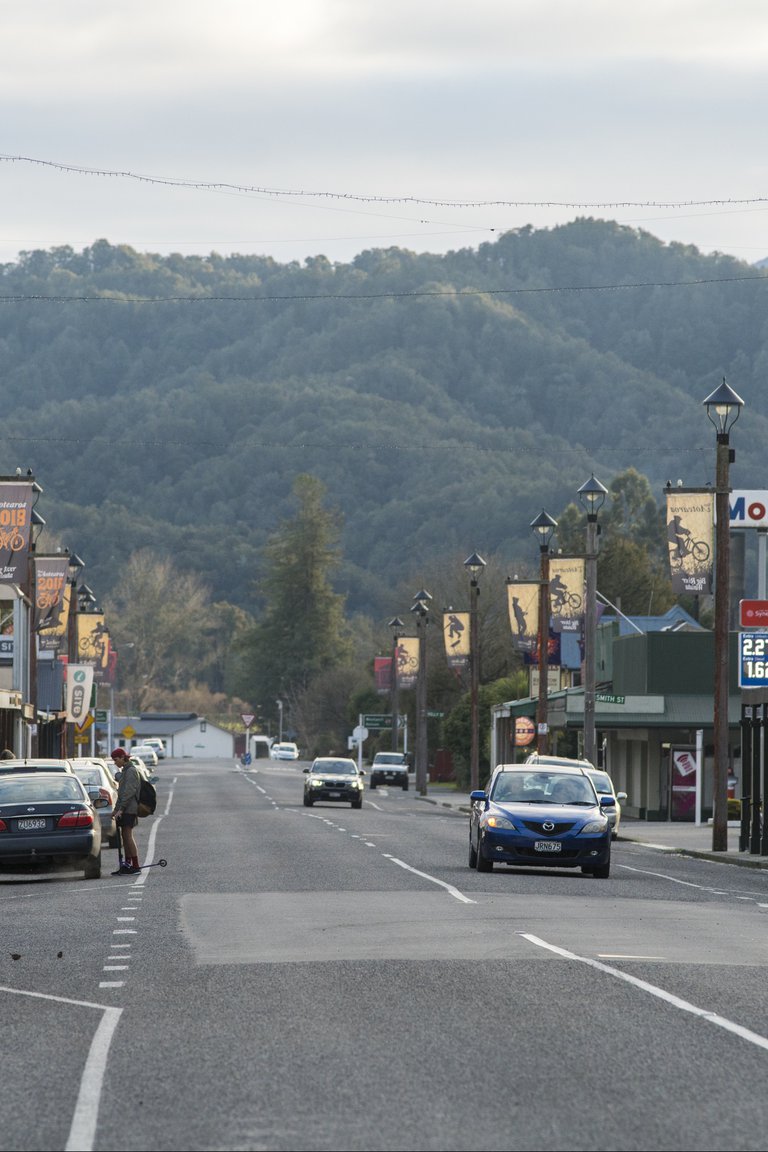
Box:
[369, 752, 409, 790]
[303, 758, 365, 808]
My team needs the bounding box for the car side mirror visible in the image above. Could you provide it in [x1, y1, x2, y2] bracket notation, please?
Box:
[359, 769, 366, 776]
[617, 791, 628, 803]
[470, 790, 487, 803]
[303, 767, 310, 773]
[88, 789, 108, 808]
[600, 795, 616, 808]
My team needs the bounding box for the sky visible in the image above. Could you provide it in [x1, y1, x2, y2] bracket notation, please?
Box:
[3, 0, 768, 268]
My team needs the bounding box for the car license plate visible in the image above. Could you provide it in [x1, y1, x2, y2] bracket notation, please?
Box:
[17, 817, 47, 831]
[534, 840, 562, 853]
[328, 791, 341, 798]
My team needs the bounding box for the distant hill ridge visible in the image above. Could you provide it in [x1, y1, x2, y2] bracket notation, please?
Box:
[1, 219, 766, 616]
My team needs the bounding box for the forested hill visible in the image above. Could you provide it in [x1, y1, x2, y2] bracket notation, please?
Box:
[1, 218, 767, 617]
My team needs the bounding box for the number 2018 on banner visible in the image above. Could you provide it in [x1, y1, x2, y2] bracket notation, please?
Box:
[739, 633, 768, 686]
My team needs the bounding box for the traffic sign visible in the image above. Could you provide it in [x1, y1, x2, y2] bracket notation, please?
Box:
[740, 599, 768, 628]
[352, 725, 369, 742]
[75, 714, 94, 733]
[242, 713, 255, 727]
[363, 714, 391, 728]
[122, 725, 136, 739]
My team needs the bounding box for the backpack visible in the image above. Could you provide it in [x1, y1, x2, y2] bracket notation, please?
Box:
[137, 776, 157, 818]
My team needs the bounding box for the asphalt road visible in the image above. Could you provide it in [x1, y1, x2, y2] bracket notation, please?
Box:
[2, 758, 768, 1152]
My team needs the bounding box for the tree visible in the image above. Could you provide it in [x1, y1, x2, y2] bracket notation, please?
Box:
[104, 552, 212, 712]
[236, 475, 352, 724]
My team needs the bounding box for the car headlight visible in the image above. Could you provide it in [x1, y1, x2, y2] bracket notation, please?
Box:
[310, 778, 323, 787]
[580, 818, 608, 834]
[481, 813, 515, 830]
[350, 779, 361, 789]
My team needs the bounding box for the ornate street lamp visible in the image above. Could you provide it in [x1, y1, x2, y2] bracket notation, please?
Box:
[463, 552, 486, 790]
[410, 589, 432, 795]
[577, 475, 608, 766]
[530, 511, 557, 754]
[704, 378, 744, 852]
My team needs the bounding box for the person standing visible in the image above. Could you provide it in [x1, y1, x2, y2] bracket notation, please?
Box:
[110, 748, 141, 875]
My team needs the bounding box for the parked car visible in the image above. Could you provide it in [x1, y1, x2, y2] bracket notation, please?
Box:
[132, 744, 159, 767]
[585, 769, 628, 841]
[72, 761, 119, 847]
[0, 758, 75, 774]
[303, 757, 365, 808]
[270, 742, 299, 761]
[0, 771, 103, 878]
[523, 754, 627, 841]
[369, 752, 409, 790]
[469, 763, 614, 878]
[142, 738, 166, 760]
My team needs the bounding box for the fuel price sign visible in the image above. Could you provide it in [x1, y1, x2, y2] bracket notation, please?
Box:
[739, 632, 768, 687]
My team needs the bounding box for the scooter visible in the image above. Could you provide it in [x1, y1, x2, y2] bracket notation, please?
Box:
[112, 823, 168, 874]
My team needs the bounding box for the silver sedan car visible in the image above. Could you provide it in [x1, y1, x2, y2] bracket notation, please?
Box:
[586, 769, 627, 840]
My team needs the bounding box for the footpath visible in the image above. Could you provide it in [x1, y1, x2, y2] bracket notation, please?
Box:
[415, 784, 768, 870]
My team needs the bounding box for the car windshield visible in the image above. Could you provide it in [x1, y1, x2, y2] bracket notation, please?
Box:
[588, 772, 613, 795]
[491, 771, 596, 806]
[375, 755, 403, 765]
[314, 761, 356, 774]
[0, 777, 85, 803]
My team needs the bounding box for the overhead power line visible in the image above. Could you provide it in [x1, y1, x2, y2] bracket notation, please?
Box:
[2, 155, 767, 211]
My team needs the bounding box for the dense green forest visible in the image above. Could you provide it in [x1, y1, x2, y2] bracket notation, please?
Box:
[2, 218, 767, 618]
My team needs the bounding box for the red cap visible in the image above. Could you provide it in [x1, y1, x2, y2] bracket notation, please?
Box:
[111, 748, 129, 759]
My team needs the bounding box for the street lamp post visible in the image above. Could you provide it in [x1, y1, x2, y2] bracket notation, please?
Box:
[388, 616, 404, 753]
[276, 699, 284, 743]
[464, 552, 486, 791]
[531, 512, 557, 755]
[577, 475, 608, 767]
[704, 378, 744, 852]
[410, 589, 432, 796]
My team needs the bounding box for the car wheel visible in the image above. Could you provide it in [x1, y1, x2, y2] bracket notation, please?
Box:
[351, 798, 362, 809]
[468, 837, 478, 868]
[476, 838, 493, 872]
[369, 780, 377, 789]
[303, 795, 313, 807]
[402, 780, 408, 790]
[611, 831, 618, 841]
[591, 860, 611, 878]
[83, 853, 102, 880]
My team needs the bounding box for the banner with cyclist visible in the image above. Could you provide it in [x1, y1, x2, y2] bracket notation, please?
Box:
[32, 555, 70, 640]
[0, 480, 34, 584]
[395, 636, 420, 689]
[38, 581, 72, 652]
[76, 612, 110, 675]
[506, 580, 539, 652]
[443, 611, 469, 669]
[548, 557, 585, 633]
[666, 489, 714, 595]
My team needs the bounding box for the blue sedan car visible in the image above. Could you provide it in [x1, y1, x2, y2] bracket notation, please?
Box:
[469, 764, 614, 878]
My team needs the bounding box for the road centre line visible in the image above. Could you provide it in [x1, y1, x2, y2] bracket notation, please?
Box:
[521, 933, 768, 1053]
[383, 855, 477, 904]
[619, 863, 727, 894]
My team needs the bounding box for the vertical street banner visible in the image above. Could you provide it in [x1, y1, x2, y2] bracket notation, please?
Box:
[395, 636, 420, 689]
[507, 581, 539, 652]
[65, 664, 94, 724]
[33, 555, 70, 637]
[0, 480, 34, 585]
[39, 581, 72, 652]
[549, 557, 585, 633]
[374, 656, 392, 694]
[76, 613, 109, 675]
[666, 488, 714, 595]
[443, 611, 469, 669]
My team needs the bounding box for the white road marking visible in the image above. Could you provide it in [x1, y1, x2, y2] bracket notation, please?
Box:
[522, 933, 768, 1052]
[598, 954, 667, 960]
[102, 965, 129, 971]
[0, 984, 121, 1152]
[98, 981, 123, 988]
[383, 855, 476, 905]
[619, 863, 728, 894]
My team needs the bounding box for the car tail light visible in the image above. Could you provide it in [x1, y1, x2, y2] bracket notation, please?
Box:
[0, 818, 6, 832]
[58, 810, 94, 829]
[98, 788, 112, 803]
